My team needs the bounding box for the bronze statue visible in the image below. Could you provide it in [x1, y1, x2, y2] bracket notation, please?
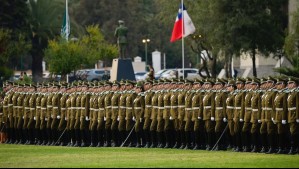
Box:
[115, 20, 128, 59]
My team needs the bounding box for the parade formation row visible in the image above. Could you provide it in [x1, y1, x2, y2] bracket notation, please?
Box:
[0, 77, 298, 155]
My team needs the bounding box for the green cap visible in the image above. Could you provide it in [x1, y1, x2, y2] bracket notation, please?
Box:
[136, 82, 143, 88]
[288, 77, 299, 84]
[236, 78, 245, 84]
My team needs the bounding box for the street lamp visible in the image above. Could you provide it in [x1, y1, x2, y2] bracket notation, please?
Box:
[142, 38, 150, 66]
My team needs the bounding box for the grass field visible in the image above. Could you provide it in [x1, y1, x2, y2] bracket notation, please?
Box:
[0, 144, 299, 168]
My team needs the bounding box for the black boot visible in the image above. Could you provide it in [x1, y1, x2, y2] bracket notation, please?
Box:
[150, 131, 157, 148]
[193, 131, 200, 150]
[251, 133, 258, 153]
[164, 130, 170, 149]
[89, 130, 96, 147]
[276, 134, 286, 154]
[242, 132, 250, 152]
[288, 134, 298, 155]
[266, 134, 275, 154]
[234, 133, 242, 152]
[260, 133, 268, 153]
[104, 129, 111, 147]
[184, 131, 192, 150]
[180, 131, 186, 149]
[144, 130, 150, 148]
[173, 131, 181, 149]
[135, 132, 142, 148]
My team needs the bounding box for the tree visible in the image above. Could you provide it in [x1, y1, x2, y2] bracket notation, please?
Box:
[27, 0, 66, 81]
[275, 6, 299, 77]
[0, 28, 31, 81]
[225, 0, 286, 77]
[45, 25, 117, 80]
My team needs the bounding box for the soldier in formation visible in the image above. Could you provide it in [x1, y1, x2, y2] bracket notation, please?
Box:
[1, 76, 298, 155]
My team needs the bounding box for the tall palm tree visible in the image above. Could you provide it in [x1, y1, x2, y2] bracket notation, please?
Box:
[28, 0, 64, 81]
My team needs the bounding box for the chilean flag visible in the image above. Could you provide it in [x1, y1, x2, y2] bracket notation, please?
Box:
[170, 4, 196, 43]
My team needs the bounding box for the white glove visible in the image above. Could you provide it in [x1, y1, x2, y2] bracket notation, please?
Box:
[57, 115, 61, 120]
[140, 118, 143, 122]
[296, 119, 299, 123]
[132, 117, 136, 122]
[85, 116, 89, 121]
[8, 115, 10, 118]
[170, 116, 173, 120]
[117, 116, 120, 121]
[223, 118, 227, 123]
[104, 117, 107, 121]
[65, 117, 67, 121]
[272, 118, 276, 124]
[22, 116, 24, 119]
[282, 120, 287, 125]
[240, 119, 244, 122]
[198, 117, 202, 120]
[34, 117, 36, 121]
[45, 118, 48, 121]
[51, 115, 54, 119]
[211, 117, 215, 121]
[258, 120, 262, 124]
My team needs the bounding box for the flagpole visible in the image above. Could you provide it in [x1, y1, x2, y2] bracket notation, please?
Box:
[181, 0, 185, 79]
[66, 0, 69, 42]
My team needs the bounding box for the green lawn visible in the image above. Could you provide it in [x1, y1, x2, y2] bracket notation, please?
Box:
[0, 144, 298, 168]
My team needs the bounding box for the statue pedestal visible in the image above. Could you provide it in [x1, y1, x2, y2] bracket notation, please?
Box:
[110, 59, 136, 81]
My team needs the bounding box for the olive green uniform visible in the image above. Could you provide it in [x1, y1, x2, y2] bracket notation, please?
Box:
[163, 90, 172, 148]
[274, 90, 288, 153]
[203, 90, 216, 150]
[250, 90, 262, 152]
[143, 90, 153, 147]
[233, 90, 245, 151]
[287, 88, 299, 154]
[192, 90, 204, 150]
[133, 93, 145, 147]
[183, 90, 195, 149]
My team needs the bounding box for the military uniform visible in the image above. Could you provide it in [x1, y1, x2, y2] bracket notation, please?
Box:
[250, 80, 262, 152]
[150, 87, 159, 148]
[104, 88, 113, 147]
[202, 81, 216, 151]
[133, 89, 145, 148]
[16, 89, 25, 144]
[163, 87, 173, 148]
[27, 88, 37, 144]
[97, 90, 106, 147]
[143, 87, 154, 148]
[50, 88, 62, 146]
[118, 90, 127, 139]
[89, 90, 98, 147]
[274, 79, 288, 154]
[233, 79, 245, 152]
[80, 89, 90, 147]
[192, 87, 204, 150]
[183, 85, 195, 149]
[35, 89, 43, 145]
[170, 87, 180, 148]
[287, 78, 299, 154]
[65, 91, 72, 146]
[177, 88, 187, 149]
[69, 91, 78, 146]
[46, 91, 54, 145]
[242, 86, 253, 152]
[125, 89, 136, 147]
[58, 89, 68, 146]
[40, 89, 48, 145]
[111, 84, 121, 147]
[214, 80, 227, 150]
[157, 89, 165, 148]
